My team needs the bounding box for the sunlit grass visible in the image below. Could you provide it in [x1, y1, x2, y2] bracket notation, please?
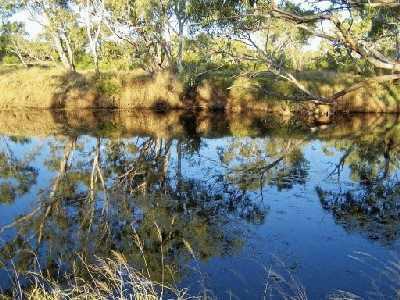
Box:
[0, 65, 184, 110]
[6, 252, 186, 300]
[0, 65, 399, 112]
[10, 251, 397, 299]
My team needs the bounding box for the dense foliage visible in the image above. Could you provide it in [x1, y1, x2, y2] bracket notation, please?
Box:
[0, 0, 399, 101]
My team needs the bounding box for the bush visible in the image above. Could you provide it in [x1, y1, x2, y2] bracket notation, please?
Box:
[2, 55, 20, 64]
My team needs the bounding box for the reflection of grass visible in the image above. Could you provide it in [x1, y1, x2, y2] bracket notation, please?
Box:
[0, 110, 186, 138]
[349, 252, 400, 298]
[0, 110, 398, 140]
[263, 253, 400, 299]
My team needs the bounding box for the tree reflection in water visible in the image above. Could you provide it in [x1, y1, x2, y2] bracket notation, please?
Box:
[0, 111, 400, 296]
[0, 132, 279, 289]
[0, 136, 38, 204]
[317, 121, 400, 243]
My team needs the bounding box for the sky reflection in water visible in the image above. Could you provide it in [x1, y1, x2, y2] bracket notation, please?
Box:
[0, 110, 399, 298]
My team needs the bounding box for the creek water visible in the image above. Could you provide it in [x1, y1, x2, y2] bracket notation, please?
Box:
[0, 110, 399, 299]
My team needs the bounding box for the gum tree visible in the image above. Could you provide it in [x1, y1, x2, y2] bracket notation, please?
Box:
[19, 0, 80, 71]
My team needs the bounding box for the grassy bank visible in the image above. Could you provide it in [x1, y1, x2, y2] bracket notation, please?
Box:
[1, 65, 400, 112]
[0, 65, 184, 110]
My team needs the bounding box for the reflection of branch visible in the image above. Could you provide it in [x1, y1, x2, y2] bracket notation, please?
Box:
[38, 137, 76, 242]
[87, 137, 109, 226]
[382, 138, 394, 179]
[328, 145, 354, 179]
[0, 206, 41, 234]
[248, 157, 284, 175]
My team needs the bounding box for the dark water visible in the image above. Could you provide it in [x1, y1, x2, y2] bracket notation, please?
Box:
[0, 110, 400, 299]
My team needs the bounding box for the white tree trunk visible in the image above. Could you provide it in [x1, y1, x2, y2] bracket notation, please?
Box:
[53, 33, 74, 71]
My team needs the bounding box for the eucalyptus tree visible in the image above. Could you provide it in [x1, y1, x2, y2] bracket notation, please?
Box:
[367, 3, 400, 63]
[0, 0, 15, 60]
[103, 0, 208, 72]
[171, 0, 189, 71]
[18, 0, 80, 71]
[5, 22, 28, 66]
[78, 0, 105, 73]
[266, 0, 400, 99]
[199, 0, 400, 101]
[103, 0, 172, 72]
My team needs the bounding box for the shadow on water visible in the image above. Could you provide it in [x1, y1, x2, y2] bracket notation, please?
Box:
[0, 110, 400, 297]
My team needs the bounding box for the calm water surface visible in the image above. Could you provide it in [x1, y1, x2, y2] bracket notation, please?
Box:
[0, 110, 399, 299]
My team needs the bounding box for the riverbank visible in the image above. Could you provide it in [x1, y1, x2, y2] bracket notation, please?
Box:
[1, 65, 399, 113]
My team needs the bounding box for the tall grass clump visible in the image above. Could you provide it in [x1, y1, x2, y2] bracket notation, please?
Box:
[0, 66, 185, 110]
[119, 71, 184, 110]
[0, 65, 399, 112]
[0, 65, 64, 109]
[6, 252, 188, 300]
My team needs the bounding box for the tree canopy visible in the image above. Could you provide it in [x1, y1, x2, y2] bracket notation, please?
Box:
[0, 0, 399, 101]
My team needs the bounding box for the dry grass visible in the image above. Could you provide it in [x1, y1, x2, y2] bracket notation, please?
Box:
[336, 81, 400, 113]
[7, 249, 398, 300]
[7, 251, 393, 300]
[119, 71, 184, 110]
[0, 66, 64, 109]
[195, 79, 228, 110]
[6, 252, 187, 300]
[0, 66, 399, 112]
[0, 66, 184, 110]
[226, 71, 400, 113]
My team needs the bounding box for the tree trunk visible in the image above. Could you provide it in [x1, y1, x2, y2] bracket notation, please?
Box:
[63, 34, 76, 72]
[84, 0, 103, 74]
[395, 31, 400, 84]
[53, 34, 70, 69]
[10, 41, 28, 68]
[177, 18, 184, 73]
[53, 33, 75, 72]
[87, 29, 100, 74]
